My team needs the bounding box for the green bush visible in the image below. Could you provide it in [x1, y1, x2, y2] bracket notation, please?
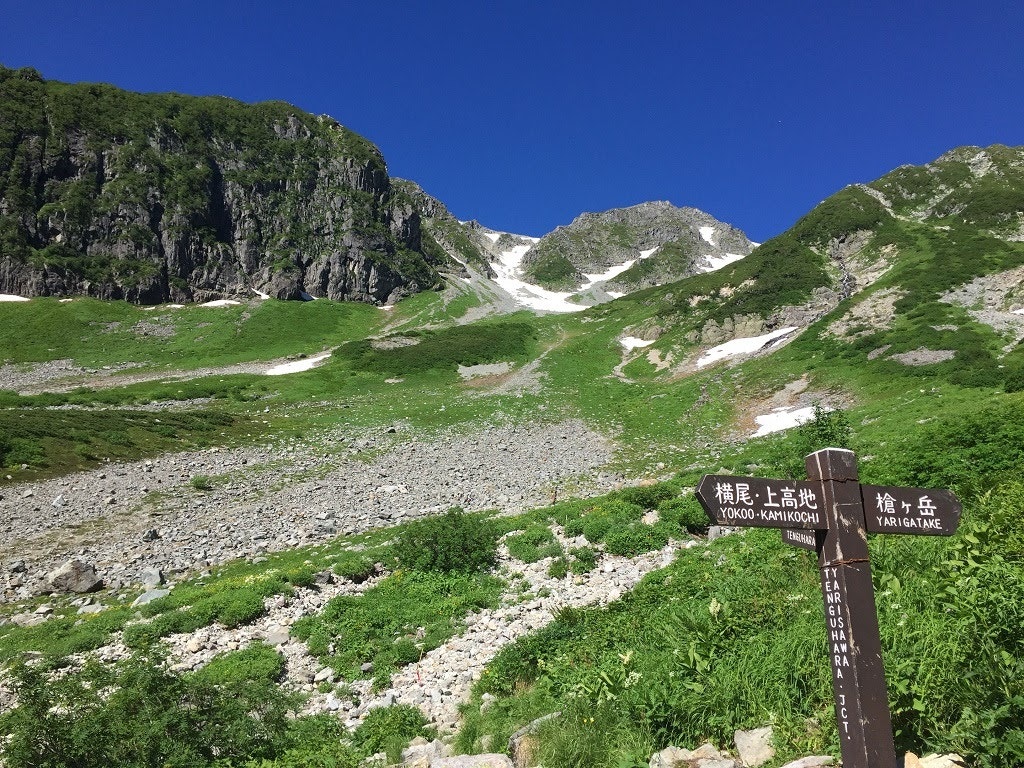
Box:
[569, 546, 597, 574]
[334, 555, 378, 583]
[392, 507, 499, 574]
[618, 483, 676, 510]
[124, 585, 270, 648]
[580, 500, 643, 545]
[189, 474, 214, 491]
[582, 515, 615, 543]
[506, 524, 562, 563]
[548, 558, 569, 579]
[563, 517, 585, 537]
[392, 637, 422, 665]
[352, 704, 431, 761]
[0, 652, 294, 768]
[603, 524, 670, 557]
[194, 642, 285, 685]
[657, 495, 710, 534]
[291, 570, 502, 681]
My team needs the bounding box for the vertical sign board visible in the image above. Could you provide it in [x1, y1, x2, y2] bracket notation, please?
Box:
[697, 449, 961, 768]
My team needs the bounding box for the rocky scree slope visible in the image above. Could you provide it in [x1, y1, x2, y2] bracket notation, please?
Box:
[0, 65, 450, 305]
[521, 201, 754, 291]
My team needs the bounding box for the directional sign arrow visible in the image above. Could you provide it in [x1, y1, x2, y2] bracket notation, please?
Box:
[696, 474, 827, 530]
[861, 485, 961, 536]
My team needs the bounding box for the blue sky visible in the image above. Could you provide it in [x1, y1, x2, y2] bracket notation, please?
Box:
[2, 1, 1021, 243]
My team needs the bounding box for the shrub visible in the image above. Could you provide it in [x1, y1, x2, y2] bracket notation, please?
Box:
[563, 517, 585, 537]
[334, 555, 378, 583]
[658, 495, 710, 534]
[619, 483, 676, 510]
[581, 501, 643, 545]
[0, 652, 294, 768]
[506, 524, 562, 563]
[392, 637, 422, 665]
[124, 586, 268, 648]
[548, 558, 569, 579]
[569, 546, 597, 574]
[194, 642, 285, 685]
[582, 515, 615, 544]
[392, 507, 499, 574]
[603, 524, 669, 557]
[352, 704, 431, 760]
[291, 570, 502, 681]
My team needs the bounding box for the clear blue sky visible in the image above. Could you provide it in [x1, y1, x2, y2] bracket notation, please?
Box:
[2, 1, 1021, 243]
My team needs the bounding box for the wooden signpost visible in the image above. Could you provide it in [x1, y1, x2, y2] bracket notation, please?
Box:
[696, 448, 962, 768]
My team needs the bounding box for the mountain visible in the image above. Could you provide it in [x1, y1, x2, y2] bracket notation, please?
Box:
[0, 65, 450, 304]
[591, 144, 1024, 390]
[3, 145, 1024, 767]
[520, 201, 754, 291]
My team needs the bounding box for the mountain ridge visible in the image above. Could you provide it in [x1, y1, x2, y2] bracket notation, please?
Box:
[0, 65, 448, 305]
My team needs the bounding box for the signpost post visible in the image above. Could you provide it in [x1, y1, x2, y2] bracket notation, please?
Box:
[695, 448, 962, 768]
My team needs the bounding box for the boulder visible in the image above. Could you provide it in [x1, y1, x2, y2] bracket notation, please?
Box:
[401, 737, 450, 767]
[904, 753, 966, 768]
[649, 744, 738, 768]
[734, 727, 774, 767]
[47, 559, 102, 593]
[132, 588, 170, 607]
[139, 566, 164, 587]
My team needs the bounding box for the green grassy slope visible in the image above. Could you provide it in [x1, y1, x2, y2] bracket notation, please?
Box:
[2, 145, 1024, 766]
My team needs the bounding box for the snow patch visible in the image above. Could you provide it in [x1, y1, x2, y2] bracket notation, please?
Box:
[582, 260, 638, 286]
[490, 242, 587, 313]
[483, 232, 501, 243]
[0, 294, 29, 302]
[699, 226, 717, 246]
[1013, 308, 1024, 316]
[752, 406, 817, 437]
[701, 253, 746, 272]
[265, 352, 332, 376]
[696, 327, 798, 368]
[200, 299, 241, 307]
[579, 246, 660, 290]
[620, 336, 655, 351]
[252, 288, 270, 300]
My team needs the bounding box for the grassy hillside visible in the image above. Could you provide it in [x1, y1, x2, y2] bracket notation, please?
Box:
[2, 145, 1024, 767]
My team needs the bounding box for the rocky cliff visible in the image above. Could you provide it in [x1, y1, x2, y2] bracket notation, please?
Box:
[0, 66, 447, 304]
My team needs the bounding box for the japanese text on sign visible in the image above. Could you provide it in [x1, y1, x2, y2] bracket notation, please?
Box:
[698, 475, 824, 529]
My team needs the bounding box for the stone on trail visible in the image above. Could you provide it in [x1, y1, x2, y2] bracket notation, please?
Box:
[649, 743, 739, 768]
[47, 558, 102, 593]
[777, 758, 834, 768]
[734, 726, 774, 767]
[431, 756, 513, 768]
[904, 753, 966, 768]
[401, 737, 450, 767]
[140, 566, 164, 587]
[264, 625, 290, 646]
[132, 588, 170, 607]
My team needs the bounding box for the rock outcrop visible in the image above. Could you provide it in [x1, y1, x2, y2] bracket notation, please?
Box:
[0, 65, 446, 304]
